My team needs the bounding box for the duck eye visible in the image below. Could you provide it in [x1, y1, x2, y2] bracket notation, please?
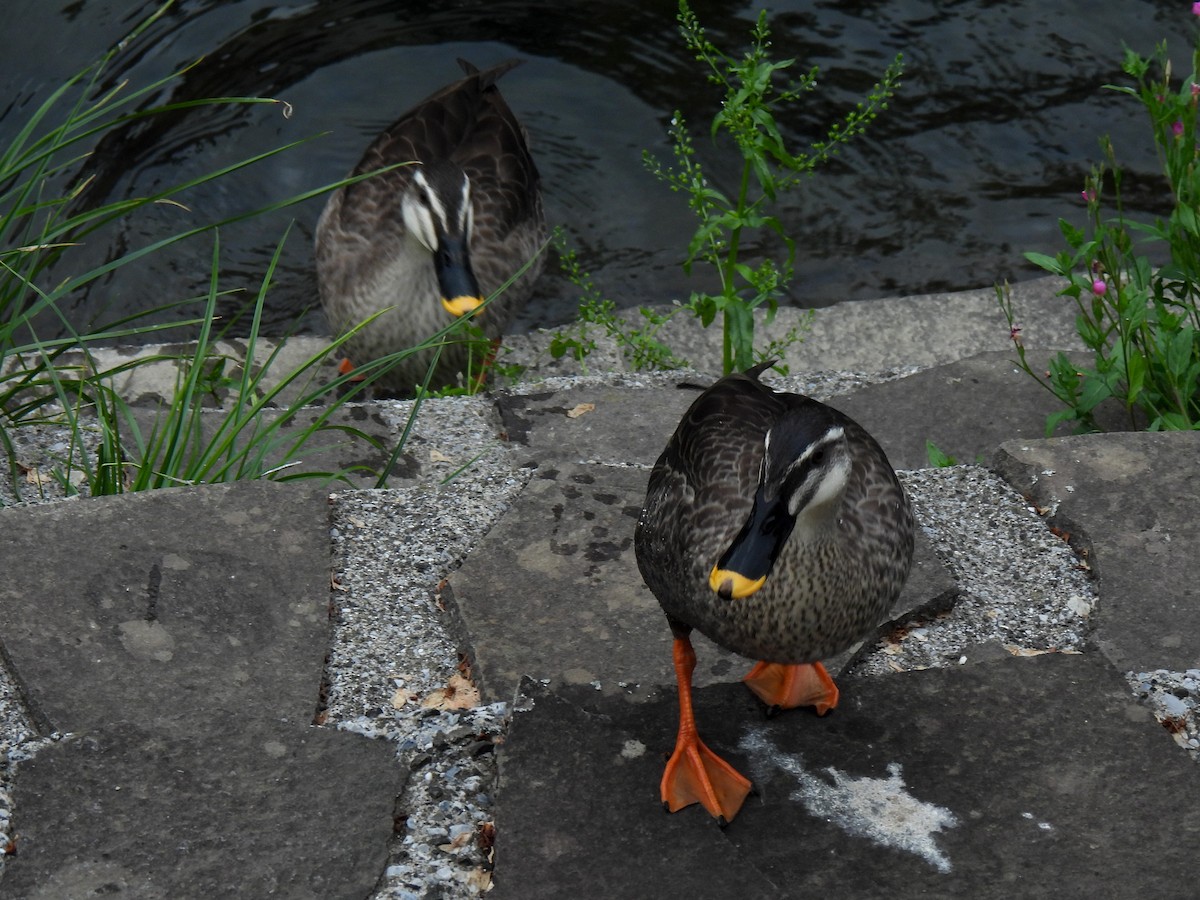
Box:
[810, 448, 826, 466]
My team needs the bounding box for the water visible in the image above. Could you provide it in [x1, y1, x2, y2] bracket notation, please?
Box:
[0, 0, 1191, 341]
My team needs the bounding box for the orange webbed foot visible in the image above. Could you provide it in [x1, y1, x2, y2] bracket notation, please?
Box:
[661, 731, 752, 825]
[743, 661, 839, 716]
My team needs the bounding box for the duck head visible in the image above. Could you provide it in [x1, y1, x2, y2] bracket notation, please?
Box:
[709, 409, 853, 600]
[402, 160, 486, 318]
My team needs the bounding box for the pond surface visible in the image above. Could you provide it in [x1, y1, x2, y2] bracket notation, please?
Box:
[1, 0, 1192, 340]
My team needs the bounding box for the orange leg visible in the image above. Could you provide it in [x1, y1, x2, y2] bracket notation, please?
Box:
[337, 357, 366, 382]
[743, 661, 839, 716]
[468, 337, 502, 392]
[661, 635, 752, 825]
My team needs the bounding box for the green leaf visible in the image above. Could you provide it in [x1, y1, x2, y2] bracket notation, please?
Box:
[1057, 219, 1086, 248]
[1165, 327, 1196, 379]
[1077, 373, 1113, 414]
[1174, 204, 1200, 238]
[1023, 251, 1063, 274]
[1124, 349, 1147, 402]
[690, 293, 718, 328]
[925, 440, 956, 468]
[1044, 407, 1079, 438]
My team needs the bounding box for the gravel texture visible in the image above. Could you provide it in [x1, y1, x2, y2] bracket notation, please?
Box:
[322, 395, 532, 897]
[325, 474, 530, 898]
[853, 465, 1096, 676]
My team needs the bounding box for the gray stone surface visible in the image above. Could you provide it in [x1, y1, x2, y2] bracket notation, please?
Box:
[0, 481, 331, 733]
[994, 432, 1200, 673]
[495, 382, 699, 467]
[0, 481, 401, 897]
[493, 350, 1099, 476]
[2, 721, 399, 900]
[624, 277, 1081, 375]
[492, 680, 780, 900]
[832, 350, 1091, 470]
[495, 654, 1200, 899]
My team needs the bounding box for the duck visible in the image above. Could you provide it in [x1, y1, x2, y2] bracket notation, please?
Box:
[634, 360, 914, 824]
[315, 58, 545, 394]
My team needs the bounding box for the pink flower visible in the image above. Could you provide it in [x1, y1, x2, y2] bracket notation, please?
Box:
[1091, 279, 1107, 296]
[1193, 0, 1200, 15]
[1192, 82, 1200, 98]
[1173, 120, 1185, 137]
[1081, 188, 1096, 202]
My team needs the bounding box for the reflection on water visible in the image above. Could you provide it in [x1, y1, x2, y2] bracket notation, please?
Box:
[0, 0, 1190, 339]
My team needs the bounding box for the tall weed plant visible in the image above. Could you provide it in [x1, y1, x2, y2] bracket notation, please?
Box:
[1002, 20, 1200, 433]
[645, 1, 903, 374]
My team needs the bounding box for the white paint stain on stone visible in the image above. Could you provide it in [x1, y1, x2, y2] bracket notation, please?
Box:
[740, 726, 959, 873]
[620, 739, 646, 759]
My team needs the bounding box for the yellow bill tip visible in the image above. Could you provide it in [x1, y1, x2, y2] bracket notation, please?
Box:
[709, 567, 766, 600]
[442, 295, 485, 317]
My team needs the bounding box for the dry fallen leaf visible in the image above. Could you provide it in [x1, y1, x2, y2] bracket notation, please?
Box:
[466, 868, 493, 891]
[1003, 645, 1083, 657]
[478, 821, 496, 852]
[439, 831, 475, 853]
[23, 466, 49, 487]
[391, 688, 418, 709]
[566, 402, 595, 419]
[421, 671, 481, 710]
[429, 449, 453, 463]
[1004, 645, 1051, 657]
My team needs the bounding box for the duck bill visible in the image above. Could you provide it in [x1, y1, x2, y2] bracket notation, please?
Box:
[435, 234, 485, 318]
[709, 488, 795, 601]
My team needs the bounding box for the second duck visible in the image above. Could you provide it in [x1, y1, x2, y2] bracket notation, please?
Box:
[315, 58, 545, 394]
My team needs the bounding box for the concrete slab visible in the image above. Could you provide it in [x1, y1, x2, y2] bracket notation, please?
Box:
[494, 350, 1107, 477]
[494, 653, 1200, 898]
[1, 720, 399, 899]
[994, 432, 1200, 673]
[630, 278, 1082, 375]
[495, 383, 698, 467]
[832, 350, 1093, 470]
[491, 680, 779, 900]
[443, 461, 954, 707]
[0, 481, 331, 734]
